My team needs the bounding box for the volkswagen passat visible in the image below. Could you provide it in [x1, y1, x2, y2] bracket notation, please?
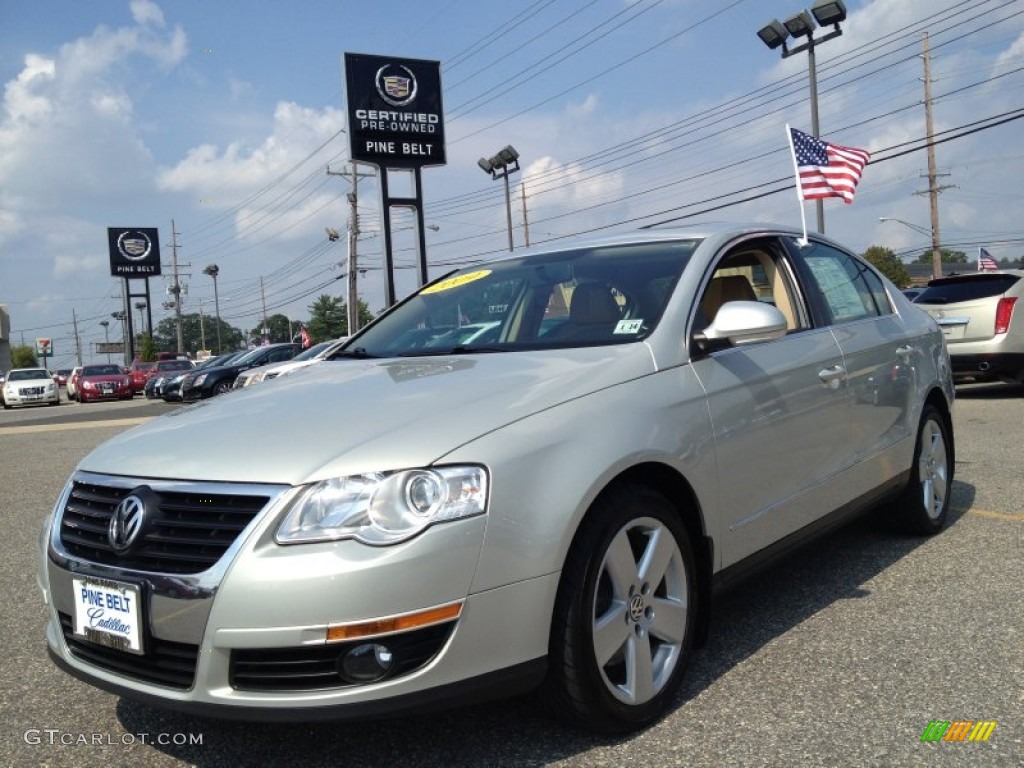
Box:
[38, 225, 955, 732]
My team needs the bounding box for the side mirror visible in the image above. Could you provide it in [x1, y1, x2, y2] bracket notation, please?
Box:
[695, 301, 788, 351]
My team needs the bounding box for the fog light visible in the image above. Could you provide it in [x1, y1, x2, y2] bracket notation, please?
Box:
[339, 643, 395, 683]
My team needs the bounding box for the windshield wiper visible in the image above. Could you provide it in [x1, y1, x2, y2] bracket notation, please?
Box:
[332, 346, 378, 359]
[398, 346, 506, 357]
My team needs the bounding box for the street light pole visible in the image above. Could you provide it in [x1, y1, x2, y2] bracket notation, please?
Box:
[134, 301, 147, 340]
[757, 1, 847, 235]
[203, 264, 222, 354]
[478, 145, 521, 252]
[99, 320, 111, 363]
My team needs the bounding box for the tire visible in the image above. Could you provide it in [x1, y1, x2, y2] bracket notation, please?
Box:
[543, 484, 696, 733]
[213, 380, 232, 396]
[896, 404, 953, 535]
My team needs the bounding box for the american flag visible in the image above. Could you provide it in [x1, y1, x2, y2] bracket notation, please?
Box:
[978, 247, 999, 271]
[789, 127, 870, 204]
[299, 326, 312, 348]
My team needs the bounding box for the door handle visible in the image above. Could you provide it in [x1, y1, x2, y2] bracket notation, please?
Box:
[895, 345, 914, 362]
[818, 364, 846, 389]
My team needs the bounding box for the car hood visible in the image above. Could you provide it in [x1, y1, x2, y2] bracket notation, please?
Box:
[81, 375, 127, 383]
[79, 346, 656, 485]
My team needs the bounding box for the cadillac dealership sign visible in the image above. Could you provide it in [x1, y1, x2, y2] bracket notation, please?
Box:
[107, 227, 161, 277]
[344, 53, 446, 168]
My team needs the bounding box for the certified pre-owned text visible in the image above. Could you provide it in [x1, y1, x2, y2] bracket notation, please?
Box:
[355, 110, 439, 133]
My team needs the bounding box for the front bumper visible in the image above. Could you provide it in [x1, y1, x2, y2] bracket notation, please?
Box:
[3, 389, 58, 406]
[39, 472, 554, 719]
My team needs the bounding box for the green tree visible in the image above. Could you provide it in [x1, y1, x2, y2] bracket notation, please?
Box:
[264, 313, 294, 343]
[137, 334, 156, 362]
[153, 314, 244, 356]
[10, 345, 38, 368]
[913, 248, 966, 264]
[862, 245, 910, 288]
[306, 295, 347, 341]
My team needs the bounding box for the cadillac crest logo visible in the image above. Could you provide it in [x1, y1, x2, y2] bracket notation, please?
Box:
[375, 64, 417, 107]
[109, 494, 146, 551]
[117, 230, 152, 261]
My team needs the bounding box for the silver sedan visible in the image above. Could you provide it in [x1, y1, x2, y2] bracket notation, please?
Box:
[38, 224, 954, 732]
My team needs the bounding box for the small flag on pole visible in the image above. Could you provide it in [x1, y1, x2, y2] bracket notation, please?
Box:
[299, 326, 312, 348]
[978, 247, 999, 271]
[788, 126, 870, 204]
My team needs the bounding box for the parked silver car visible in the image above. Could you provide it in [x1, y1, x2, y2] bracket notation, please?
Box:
[38, 224, 954, 732]
[913, 269, 1024, 384]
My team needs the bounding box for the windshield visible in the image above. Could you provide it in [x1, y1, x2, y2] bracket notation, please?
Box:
[292, 340, 333, 362]
[342, 241, 697, 358]
[8, 369, 49, 381]
[83, 365, 123, 376]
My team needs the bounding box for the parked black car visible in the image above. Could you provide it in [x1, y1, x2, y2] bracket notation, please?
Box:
[180, 344, 301, 401]
[162, 352, 245, 401]
[143, 359, 195, 399]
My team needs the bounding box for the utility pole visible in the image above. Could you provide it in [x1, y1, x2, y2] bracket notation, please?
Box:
[520, 182, 531, 247]
[328, 163, 374, 335]
[170, 219, 185, 354]
[917, 32, 953, 280]
[198, 297, 206, 352]
[260, 276, 268, 344]
[72, 308, 82, 366]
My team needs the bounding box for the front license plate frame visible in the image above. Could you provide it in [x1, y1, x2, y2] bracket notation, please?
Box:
[71, 577, 144, 655]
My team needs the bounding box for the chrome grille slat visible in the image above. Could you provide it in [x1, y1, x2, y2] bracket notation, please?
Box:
[58, 480, 271, 575]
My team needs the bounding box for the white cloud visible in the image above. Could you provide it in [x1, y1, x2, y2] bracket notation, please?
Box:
[130, 0, 166, 27]
[3, 54, 56, 122]
[157, 101, 346, 199]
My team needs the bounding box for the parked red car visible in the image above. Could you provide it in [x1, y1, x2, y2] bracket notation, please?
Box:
[77, 364, 133, 403]
[128, 361, 157, 393]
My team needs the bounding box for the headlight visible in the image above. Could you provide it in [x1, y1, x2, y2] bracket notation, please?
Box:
[194, 374, 207, 386]
[276, 466, 488, 546]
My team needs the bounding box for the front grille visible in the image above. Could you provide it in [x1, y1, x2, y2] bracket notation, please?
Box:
[59, 612, 198, 690]
[230, 623, 455, 691]
[59, 481, 270, 574]
[23, 386, 44, 395]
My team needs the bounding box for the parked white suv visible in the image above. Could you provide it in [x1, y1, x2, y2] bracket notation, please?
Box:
[914, 270, 1024, 384]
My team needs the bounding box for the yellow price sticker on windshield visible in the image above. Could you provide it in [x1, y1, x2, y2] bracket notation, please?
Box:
[420, 270, 491, 294]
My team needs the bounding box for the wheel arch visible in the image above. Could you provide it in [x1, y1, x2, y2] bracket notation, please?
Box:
[924, 386, 955, 471]
[578, 461, 714, 649]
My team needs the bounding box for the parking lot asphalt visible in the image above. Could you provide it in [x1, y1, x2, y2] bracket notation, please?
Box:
[0, 385, 1020, 767]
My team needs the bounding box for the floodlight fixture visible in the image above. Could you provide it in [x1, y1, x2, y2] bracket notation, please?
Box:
[477, 144, 522, 251]
[757, 20, 789, 50]
[498, 145, 519, 164]
[811, 0, 846, 27]
[784, 10, 816, 38]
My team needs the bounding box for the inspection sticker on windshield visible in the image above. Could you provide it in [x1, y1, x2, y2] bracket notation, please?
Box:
[72, 577, 143, 654]
[614, 319, 644, 334]
[421, 270, 491, 294]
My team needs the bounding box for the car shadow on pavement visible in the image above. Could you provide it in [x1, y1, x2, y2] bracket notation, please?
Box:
[116, 481, 976, 768]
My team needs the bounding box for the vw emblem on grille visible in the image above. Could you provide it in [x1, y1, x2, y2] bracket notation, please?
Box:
[109, 494, 146, 551]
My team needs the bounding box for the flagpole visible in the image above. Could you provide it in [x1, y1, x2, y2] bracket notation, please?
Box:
[785, 124, 809, 245]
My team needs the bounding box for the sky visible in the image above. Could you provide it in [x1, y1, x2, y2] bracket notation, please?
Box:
[1, 0, 1023, 368]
